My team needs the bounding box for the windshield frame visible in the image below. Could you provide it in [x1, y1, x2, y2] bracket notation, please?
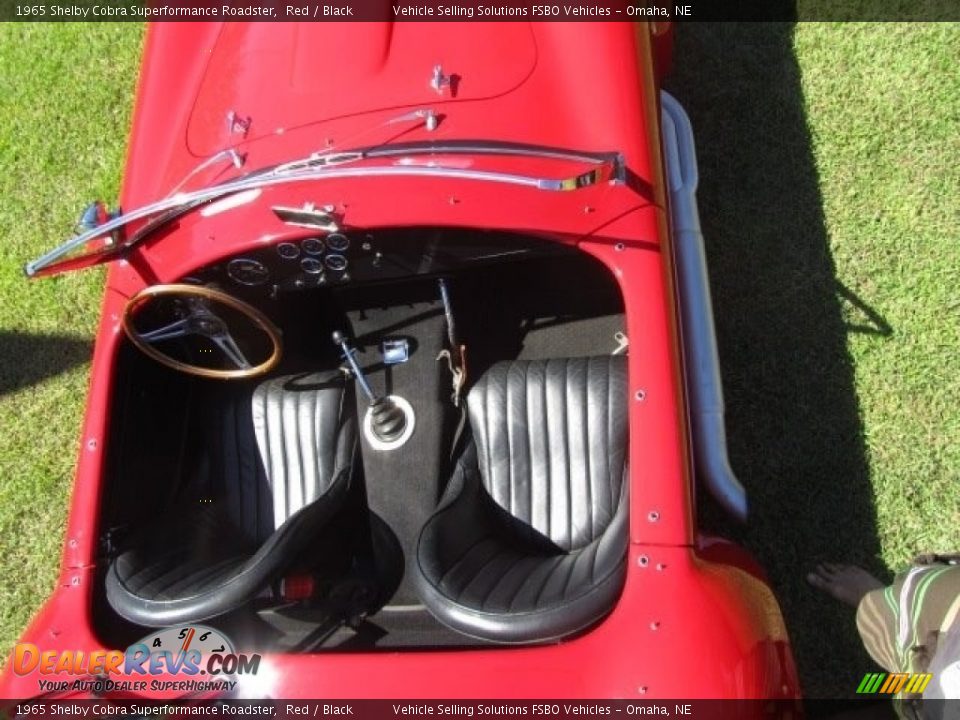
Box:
[25, 142, 625, 278]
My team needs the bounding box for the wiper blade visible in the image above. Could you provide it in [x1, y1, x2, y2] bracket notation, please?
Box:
[270, 150, 366, 175]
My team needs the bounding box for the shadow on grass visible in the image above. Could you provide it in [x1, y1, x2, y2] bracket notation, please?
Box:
[664, 24, 893, 698]
[0, 330, 91, 396]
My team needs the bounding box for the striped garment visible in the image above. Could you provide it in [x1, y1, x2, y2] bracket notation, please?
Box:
[856, 560, 960, 714]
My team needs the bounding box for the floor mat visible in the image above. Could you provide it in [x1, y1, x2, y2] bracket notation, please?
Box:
[341, 281, 458, 606]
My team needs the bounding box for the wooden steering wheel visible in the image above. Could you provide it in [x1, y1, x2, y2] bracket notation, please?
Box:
[122, 284, 282, 380]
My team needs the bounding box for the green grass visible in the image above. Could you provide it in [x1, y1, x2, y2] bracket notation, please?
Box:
[0, 22, 143, 667]
[667, 23, 960, 696]
[0, 23, 957, 699]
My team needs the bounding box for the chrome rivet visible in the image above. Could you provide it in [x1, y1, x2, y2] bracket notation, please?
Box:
[615, 242, 625, 252]
[635, 389, 646, 402]
[87, 439, 97, 451]
[656, 563, 667, 571]
[650, 621, 660, 630]
[449, 197, 459, 205]
[583, 206, 595, 214]
[647, 510, 660, 522]
[638, 687, 648, 695]
[638, 555, 649, 567]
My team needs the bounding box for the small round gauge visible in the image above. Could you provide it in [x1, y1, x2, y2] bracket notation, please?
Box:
[302, 237, 325, 255]
[277, 242, 300, 260]
[227, 258, 269, 286]
[325, 253, 348, 272]
[301, 257, 324, 275]
[326, 233, 350, 252]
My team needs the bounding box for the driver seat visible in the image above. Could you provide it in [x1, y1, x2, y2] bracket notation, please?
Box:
[415, 356, 629, 643]
[106, 371, 357, 627]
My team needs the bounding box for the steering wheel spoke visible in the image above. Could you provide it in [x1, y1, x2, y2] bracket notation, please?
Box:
[139, 316, 192, 343]
[122, 284, 282, 380]
[211, 331, 253, 370]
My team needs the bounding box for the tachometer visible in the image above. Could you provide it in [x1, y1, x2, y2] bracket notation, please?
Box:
[227, 258, 270, 286]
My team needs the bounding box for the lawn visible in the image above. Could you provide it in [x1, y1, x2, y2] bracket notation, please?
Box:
[0, 22, 957, 699]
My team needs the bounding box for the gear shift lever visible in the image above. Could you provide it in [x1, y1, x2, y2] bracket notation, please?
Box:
[333, 331, 409, 444]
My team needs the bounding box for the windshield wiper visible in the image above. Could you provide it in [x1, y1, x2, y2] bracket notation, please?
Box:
[269, 150, 367, 175]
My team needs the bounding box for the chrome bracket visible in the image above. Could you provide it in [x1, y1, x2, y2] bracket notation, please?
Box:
[430, 65, 452, 95]
[272, 202, 341, 232]
[226, 110, 252, 137]
[387, 108, 440, 131]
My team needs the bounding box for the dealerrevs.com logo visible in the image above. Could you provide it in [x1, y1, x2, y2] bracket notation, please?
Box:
[13, 625, 260, 694]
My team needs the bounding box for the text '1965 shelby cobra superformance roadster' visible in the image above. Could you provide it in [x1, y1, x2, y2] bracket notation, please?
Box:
[3, 21, 801, 702]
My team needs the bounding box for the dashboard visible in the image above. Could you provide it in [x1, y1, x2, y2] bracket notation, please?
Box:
[196, 227, 575, 295]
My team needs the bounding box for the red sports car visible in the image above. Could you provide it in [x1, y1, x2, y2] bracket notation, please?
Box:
[3, 21, 800, 701]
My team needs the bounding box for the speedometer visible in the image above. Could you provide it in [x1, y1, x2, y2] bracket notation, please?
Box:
[227, 258, 270, 286]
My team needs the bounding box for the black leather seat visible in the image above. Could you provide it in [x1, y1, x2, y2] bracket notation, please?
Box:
[106, 371, 357, 627]
[414, 356, 628, 643]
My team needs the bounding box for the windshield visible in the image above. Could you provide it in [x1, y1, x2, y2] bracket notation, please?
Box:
[25, 142, 624, 278]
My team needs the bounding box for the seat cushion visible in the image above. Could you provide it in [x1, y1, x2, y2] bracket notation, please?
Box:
[106, 371, 356, 627]
[253, 371, 356, 529]
[415, 357, 629, 643]
[468, 356, 628, 550]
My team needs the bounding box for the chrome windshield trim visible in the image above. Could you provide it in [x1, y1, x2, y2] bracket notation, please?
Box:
[26, 151, 624, 277]
[360, 141, 622, 166]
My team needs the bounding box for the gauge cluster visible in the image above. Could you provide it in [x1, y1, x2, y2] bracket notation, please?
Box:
[219, 233, 359, 292]
[206, 228, 574, 295]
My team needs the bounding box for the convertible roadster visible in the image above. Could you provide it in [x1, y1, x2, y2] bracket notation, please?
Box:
[3, 21, 800, 700]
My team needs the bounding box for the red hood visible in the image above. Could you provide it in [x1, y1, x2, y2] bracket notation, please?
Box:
[186, 22, 537, 156]
[122, 22, 656, 213]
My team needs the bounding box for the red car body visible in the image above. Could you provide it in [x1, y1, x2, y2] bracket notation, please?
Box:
[2, 21, 800, 700]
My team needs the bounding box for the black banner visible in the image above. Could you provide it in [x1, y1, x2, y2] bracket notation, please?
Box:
[0, 0, 958, 21]
[0, 698, 935, 720]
